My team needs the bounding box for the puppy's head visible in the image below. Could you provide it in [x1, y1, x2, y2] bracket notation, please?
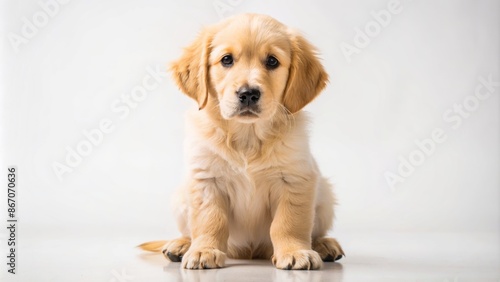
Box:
[171, 14, 328, 123]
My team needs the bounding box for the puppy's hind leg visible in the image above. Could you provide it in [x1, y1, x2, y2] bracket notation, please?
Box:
[312, 237, 344, 261]
[139, 188, 193, 262]
[162, 237, 192, 262]
[138, 237, 192, 262]
[312, 177, 345, 261]
[163, 188, 193, 262]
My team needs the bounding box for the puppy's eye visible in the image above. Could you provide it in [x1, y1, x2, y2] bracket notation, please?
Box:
[265, 56, 279, 70]
[221, 55, 234, 67]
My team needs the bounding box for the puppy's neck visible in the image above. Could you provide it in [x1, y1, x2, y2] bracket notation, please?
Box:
[199, 105, 298, 164]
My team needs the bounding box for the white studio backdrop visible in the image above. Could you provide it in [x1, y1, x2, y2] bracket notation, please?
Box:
[0, 0, 498, 244]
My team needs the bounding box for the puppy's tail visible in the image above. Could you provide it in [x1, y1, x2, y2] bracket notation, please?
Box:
[137, 240, 168, 252]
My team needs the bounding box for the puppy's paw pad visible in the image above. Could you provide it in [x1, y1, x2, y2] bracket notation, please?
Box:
[312, 237, 345, 262]
[182, 248, 226, 269]
[272, 250, 322, 270]
[161, 237, 191, 262]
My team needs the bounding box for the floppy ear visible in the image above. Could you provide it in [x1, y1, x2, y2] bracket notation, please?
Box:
[170, 28, 213, 110]
[282, 31, 328, 114]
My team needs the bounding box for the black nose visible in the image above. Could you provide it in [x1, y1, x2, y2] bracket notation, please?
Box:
[237, 87, 261, 106]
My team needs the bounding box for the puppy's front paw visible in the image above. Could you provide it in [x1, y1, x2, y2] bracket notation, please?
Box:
[181, 247, 226, 269]
[272, 250, 323, 270]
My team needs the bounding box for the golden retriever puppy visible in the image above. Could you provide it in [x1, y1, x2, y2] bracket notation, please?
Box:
[140, 13, 344, 270]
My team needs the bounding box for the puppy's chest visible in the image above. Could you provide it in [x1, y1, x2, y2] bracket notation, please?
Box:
[221, 142, 276, 215]
[225, 169, 272, 231]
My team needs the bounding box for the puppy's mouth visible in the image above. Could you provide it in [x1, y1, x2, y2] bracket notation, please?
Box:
[221, 100, 262, 121]
[238, 109, 259, 117]
[224, 108, 261, 122]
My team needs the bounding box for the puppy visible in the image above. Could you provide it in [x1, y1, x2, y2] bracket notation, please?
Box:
[140, 13, 344, 270]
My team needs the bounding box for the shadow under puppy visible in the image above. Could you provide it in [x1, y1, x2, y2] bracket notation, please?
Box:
[140, 13, 344, 270]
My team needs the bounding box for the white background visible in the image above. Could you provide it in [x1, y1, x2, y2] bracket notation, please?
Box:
[0, 0, 499, 280]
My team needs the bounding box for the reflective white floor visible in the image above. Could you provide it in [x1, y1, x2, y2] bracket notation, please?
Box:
[2, 231, 499, 282]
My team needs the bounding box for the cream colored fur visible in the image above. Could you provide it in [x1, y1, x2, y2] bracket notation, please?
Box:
[139, 14, 344, 270]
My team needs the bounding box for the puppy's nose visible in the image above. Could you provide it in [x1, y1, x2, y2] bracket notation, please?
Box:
[237, 87, 261, 106]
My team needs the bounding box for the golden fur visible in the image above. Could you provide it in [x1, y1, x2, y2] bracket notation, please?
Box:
[139, 14, 344, 270]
